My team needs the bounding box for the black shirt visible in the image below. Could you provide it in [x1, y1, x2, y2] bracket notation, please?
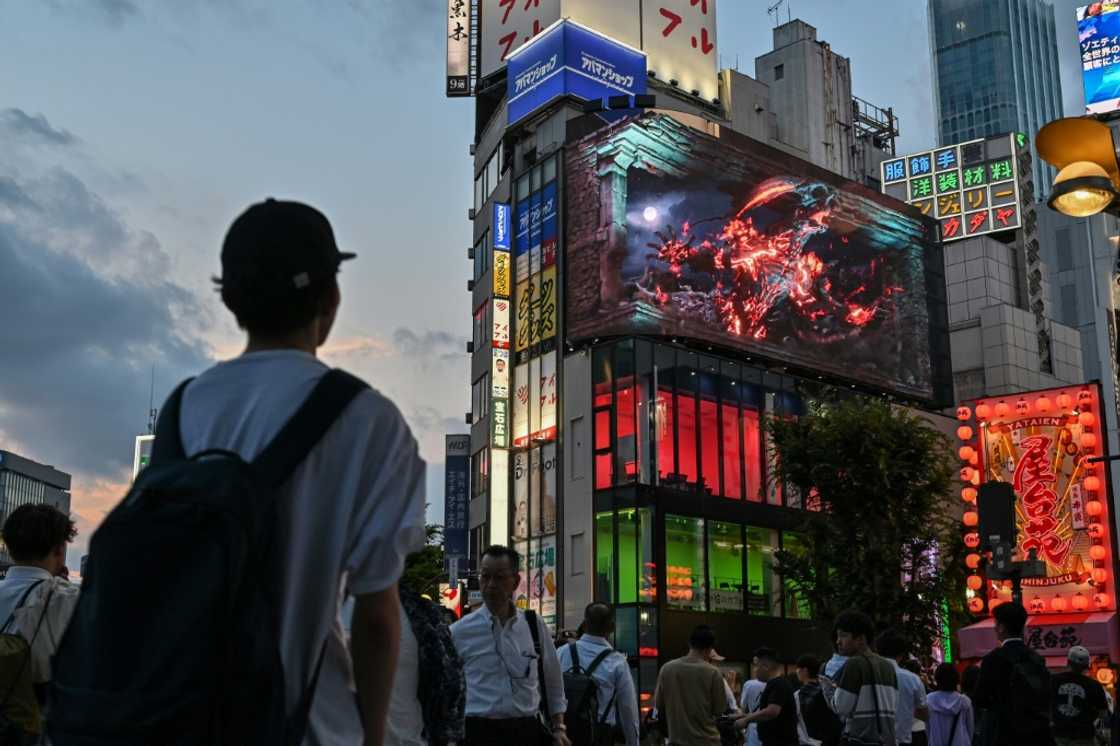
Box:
[757, 675, 799, 746]
[1052, 671, 1108, 739]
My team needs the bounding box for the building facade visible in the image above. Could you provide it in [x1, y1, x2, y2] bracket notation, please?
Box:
[0, 450, 72, 567]
[928, 0, 1063, 196]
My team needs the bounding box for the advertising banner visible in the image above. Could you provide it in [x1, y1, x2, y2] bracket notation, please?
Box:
[639, 0, 718, 102]
[535, 351, 558, 443]
[490, 448, 509, 547]
[493, 297, 511, 349]
[965, 385, 1117, 616]
[566, 112, 950, 404]
[492, 347, 511, 399]
[493, 202, 513, 251]
[541, 181, 558, 269]
[446, 0, 471, 96]
[515, 196, 531, 282]
[491, 398, 510, 449]
[444, 435, 471, 561]
[513, 361, 530, 448]
[513, 451, 530, 540]
[480, 0, 561, 80]
[1078, 3, 1120, 115]
[515, 266, 558, 352]
[507, 19, 648, 126]
[530, 534, 559, 627]
[531, 444, 558, 536]
[494, 251, 512, 299]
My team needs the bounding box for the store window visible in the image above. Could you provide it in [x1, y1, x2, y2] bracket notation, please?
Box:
[595, 512, 614, 603]
[593, 346, 613, 490]
[665, 514, 705, 611]
[746, 526, 779, 616]
[655, 345, 676, 485]
[743, 407, 762, 502]
[708, 521, 744, 613]
[699, 366, 719, 496]
[674, 353, 699, 489]
[615, 341, 638, 485]
[782, 532, 812, 619]
[615, 607, 638, 656]
[619, 509, 639, 604]
[639, 508, 657, 603]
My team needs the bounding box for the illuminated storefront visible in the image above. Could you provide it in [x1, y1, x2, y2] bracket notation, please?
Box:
[957, 385, 1120, 678]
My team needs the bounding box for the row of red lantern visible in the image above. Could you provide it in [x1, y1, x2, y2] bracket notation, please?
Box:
[957, 406, 985, 608]
[958, 390, 1095, 422]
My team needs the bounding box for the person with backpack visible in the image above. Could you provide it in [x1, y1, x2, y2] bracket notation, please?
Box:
[451, 545, 570, 746]
[794, 655, 842, 746]
[654, 625, 729, 746]
[874, 630, 928, 746]
[971, 602, 1053, 746]
[741, 673, 767, 746]
[732, 648, 799, 746]
[819, 610, 898, 746]
[0, 504, 80, 743]
[1050, 646, 1108, 746]
[926, 663, 972, 746]
[48, 199, 428, 746]
[555, 602, 640, 746]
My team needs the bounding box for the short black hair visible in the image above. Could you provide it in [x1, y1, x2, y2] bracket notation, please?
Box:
[689, 624, 717, 651]
[2, 504, 77, 562]
[796, 655, 821, 677]
[874, 628, 909, 659]
[753, 646, 779, 664]
[584, 602, 614, 636]
[481, 544, 521, 573]
[219, 275, 337, 336]
[934, 662, 960, 692]
[993, 602, 1028, 637]
[834, 609, 876, 643]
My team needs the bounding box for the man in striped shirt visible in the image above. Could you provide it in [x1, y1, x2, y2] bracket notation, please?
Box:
[820, 610, 899, 746]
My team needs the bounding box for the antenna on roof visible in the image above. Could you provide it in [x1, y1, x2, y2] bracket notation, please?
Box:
[146, 364, 157, 435]
[767, 0, 784, 28]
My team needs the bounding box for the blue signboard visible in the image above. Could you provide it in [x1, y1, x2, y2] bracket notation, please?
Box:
[507, 20, 647, 126]
[493, 202, 512, 251]
[1079, 3, 1120, 115]
[443, 435, 470, 563]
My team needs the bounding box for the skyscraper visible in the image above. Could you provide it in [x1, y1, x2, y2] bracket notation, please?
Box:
[928, 0, 1063, 196]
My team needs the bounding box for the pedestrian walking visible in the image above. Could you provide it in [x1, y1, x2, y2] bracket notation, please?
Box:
[451, 545, 570, 746]
[733, 647, 799, 746]
[741, 675, 767, 746]
[653, 624, 728, 746]
[925, 663, 972, 746]
[556, 602, 640, 746]
[970, 602, 1052, 746]
[48, 199, 428, 746]
[874, 630, 928, 746]
[794, 655, 842, 746]
[0, 505, 80, 744]
[819, 610, 898, 746]
[1050, 646, 1107, 746]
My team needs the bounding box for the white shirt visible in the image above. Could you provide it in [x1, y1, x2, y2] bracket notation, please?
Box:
[180, 351, 427, 746]
[556, 635, 640, 746]
[740, 679, 766, 746]
[892, 661, 927, 744]
[0, 566, 80, 683]
[385, 603, 425, 746]
[450, 604, 567, 719]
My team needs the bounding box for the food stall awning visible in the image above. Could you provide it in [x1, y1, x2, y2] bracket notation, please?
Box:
[958, 612, 1119, 662]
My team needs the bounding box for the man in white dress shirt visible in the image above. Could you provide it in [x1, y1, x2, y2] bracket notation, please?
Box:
[451, 545, 570, 746]
[556, 602, 640, 746]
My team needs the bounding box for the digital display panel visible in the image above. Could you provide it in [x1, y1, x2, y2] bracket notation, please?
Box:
[1079, 2, 1120, 115]
[565, 113, 951, 404]
[881, 133, 1025, 242]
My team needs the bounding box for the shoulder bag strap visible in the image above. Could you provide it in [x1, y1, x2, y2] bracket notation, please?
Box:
[526, 610, 549, 718]
[0, 579, 44, 634]
[569, 639, 582, 673]
[251, 369, 368, 490]
[584, 648, 614, 678]
[151, 378, 194, 464]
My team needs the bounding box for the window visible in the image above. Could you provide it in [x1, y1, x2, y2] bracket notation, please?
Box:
[471, 448, 489, 501]
[615, 342, 638, 484]
[619, 509, 639, 604]
[472, 302, 490, 352]
[1060, 283, 1079, 324]
[665, 514, 705, 611]
[699, 366, 719, 496]
[708, 521, 744, 613]
[655, 345, 676, 485]
[473, 231, 490, 281]
[743, 408, 762, 502]
[782, 533, 812, 619]
[675, 353, 698, 488]
[593, 346, 613, 489]
[471, 374, 490, 425]
[774, 64, 784, 81]
[595, 512, 615, 602]
[746, 527, 779, 617]
[473, 144, 504, 211]
[639, 508, 657, 603]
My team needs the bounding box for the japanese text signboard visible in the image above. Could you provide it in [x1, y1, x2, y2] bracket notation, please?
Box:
[481, 0, 562, 80]
[1078, 3, 1120, 115]
[640, 0, 718, 102]
[963, 385, 1117, 617]
[446, 0, 471, 96]
[882, 133, 1024, 243]
[444, 435, 471, 562]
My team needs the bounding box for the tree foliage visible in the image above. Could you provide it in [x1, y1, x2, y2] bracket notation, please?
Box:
[769, 397, 967, 659]
[399, 524, 446, 600]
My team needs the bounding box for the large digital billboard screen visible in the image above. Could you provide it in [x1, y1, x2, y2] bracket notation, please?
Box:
[1078, 2, 1120, 115]
[565, 113, 951, 404]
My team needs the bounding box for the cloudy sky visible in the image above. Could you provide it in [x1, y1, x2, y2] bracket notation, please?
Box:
[0, 0, 1091, 566]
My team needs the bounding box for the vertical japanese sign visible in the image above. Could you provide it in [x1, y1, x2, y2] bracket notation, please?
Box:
[494, 253, 512, 298]
[515, 266, 558, 352]
[492, 398, 510, 448]
[513, 360, 531, 447]
[493, 298, 511, 349]
[444, 435, 471, 567]
[640, 0, 718, 101]
[447, 0, 471, 96]
[490, 448, 510, 546]
[492, 348, 511, 399]
[480, 0, 562, 80]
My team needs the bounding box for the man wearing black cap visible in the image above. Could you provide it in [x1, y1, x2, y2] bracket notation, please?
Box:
[179, 200, 428, 746]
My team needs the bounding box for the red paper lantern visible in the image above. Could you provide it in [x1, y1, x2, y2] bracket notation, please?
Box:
[1094, 568, 1110, 585]
[968, 597, 985, 614]
[1029, 596, 1045, 614]
[969, 453, 979, 465]
[1058, 392, 1074, 409]
[956, 406, 972, 421]
[1036, 396, 1052, 413]
[960, 467, 975, 482]
[975, 403, 992, 420]
[1096, 593, 1111, 609]
[957, 426, 973, 441]
[994, 401, 1010, 417]
[1091, 545, 1107, 561]
[1016, 398, 1030, 415]
[966, 553, 981, 569]
[971, 471, 981, 486]
[1080, 412, 1097, 427]
[1090, 523, 1105, 539]
[1085, 475, 1102, 492]
[1052, 595, 1068, 612]
[967, 575, 983, 591]
[1073, 593, 1090, 611]
[959, 446, 976, 461]
[1087, 500, 1104, 517]
[1082, 433, 1098, 449]
[962, 487, 978, 503]
[1099, 668, 1116, 686]
[963, 511, 979, 527]
[964, 532, 980, 548]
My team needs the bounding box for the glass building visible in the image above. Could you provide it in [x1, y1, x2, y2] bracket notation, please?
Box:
[928, 0, 1063, 197]
[0, 450, 72, 567]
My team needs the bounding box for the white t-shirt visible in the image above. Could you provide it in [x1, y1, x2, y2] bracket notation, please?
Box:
[179, 350, 427, 746]
[0, 566, 80, 683]
[384, 603, 425, 746]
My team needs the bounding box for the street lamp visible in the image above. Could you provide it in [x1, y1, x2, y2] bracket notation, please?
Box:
[1036, 117, 1120, 218]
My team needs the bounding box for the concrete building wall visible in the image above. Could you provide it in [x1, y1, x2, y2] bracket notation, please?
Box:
[561, 351, 592, 626]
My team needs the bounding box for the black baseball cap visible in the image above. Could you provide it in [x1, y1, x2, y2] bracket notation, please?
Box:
[220, 199, 355, 295]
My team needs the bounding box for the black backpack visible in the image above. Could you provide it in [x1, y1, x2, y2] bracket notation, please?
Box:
[48, 369, 367, 746]
[562, 642, 615, 746]
[799, 681, 843, 743]
[998, 645, 1052, 740]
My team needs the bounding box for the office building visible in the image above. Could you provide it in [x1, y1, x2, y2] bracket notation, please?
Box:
[0, 450, 72, 567]
[928, 0, 1063, 197]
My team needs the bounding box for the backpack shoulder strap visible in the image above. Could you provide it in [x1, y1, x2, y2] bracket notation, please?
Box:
[568, 640, 581, 673]
[584, 648, 614, 678]
[151, 378, 194, 464]
[1, 579, 44, 633]
[251, 369, 369, 489]
[525, 610, 549, 718]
